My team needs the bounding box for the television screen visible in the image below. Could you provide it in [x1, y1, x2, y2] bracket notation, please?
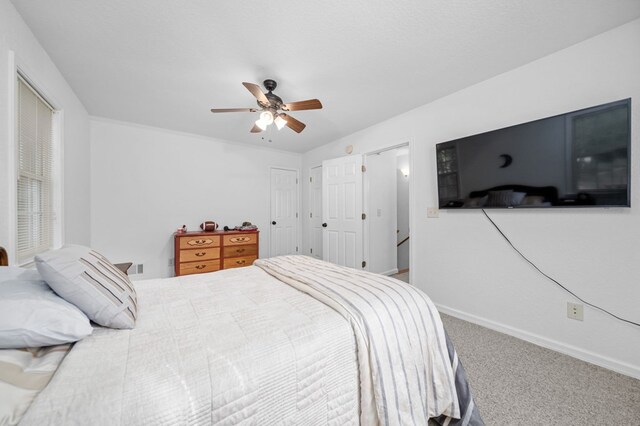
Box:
[436, 99, 631, 209]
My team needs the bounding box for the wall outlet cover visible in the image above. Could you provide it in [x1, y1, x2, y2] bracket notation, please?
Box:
[427, 208, 439, 218]
[567, 302, 584, 321]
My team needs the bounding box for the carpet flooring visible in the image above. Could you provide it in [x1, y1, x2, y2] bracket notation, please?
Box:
[440, 314, 640, 425]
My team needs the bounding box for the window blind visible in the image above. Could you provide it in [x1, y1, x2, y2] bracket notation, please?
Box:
[16, 76, 55, 263]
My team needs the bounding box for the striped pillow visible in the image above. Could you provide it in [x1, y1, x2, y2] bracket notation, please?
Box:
[35, 246, 137, 329]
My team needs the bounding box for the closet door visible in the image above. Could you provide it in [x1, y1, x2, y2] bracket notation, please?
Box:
[270, 168, 298, 257]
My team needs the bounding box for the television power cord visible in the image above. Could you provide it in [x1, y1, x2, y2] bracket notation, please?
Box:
[481, 209, 640, 328]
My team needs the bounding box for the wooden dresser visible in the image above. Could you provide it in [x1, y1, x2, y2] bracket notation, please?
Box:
[174, 230, 259, 276]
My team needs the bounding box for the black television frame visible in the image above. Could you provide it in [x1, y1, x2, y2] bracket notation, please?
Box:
[435, 98, 632, 209]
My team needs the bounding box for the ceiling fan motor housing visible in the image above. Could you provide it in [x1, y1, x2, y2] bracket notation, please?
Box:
[260, 79, 283, 110]
[265, 92, 283, 109]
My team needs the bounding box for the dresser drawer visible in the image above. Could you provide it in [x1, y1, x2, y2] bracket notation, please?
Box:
[223, 245, 257, 258]
[180, 247, 220, 262]
[223, 255, 257, 269]
[179, 259, 221, 275]
[223, 234, 257, 246]
[178, 235, 221, 250]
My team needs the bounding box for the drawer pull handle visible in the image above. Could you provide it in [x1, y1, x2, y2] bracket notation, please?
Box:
[195, 252, 206, 257]
[195, 265, 206, 270]
[236, 248, 245, 253]
[188, 238, 213, 246]
[236, 260, 246, 265]
[230, 237, 250, 243]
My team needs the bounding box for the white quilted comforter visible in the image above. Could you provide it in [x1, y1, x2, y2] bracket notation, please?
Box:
[255, 256, 460, 425]
[20, 266, 360, 425]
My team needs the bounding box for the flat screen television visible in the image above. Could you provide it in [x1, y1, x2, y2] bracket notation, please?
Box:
[436, 99, 631, 209]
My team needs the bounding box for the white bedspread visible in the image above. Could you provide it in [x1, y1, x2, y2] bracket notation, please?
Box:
[20, 266, 359, 425]
[255, 256, 460, 426]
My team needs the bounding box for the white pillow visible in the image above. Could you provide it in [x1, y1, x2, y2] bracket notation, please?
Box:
[0, 271, 92, 349]
[0, 266, 41, 283]
[35, 245, 137, 329]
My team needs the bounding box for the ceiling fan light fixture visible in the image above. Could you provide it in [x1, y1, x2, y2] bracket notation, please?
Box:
[255, 118, 268, 131]
[274, 115, 287, 130]
[260, 111, 274, 125]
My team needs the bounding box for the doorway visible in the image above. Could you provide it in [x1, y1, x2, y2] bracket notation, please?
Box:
[269, 167, 299, 257]
[315, 144, 410, 281]
[395, 148, 410, 283]
[309, 166, 323, 259]
[363, 144, 410, 281]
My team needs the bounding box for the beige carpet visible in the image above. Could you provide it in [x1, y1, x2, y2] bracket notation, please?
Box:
[440, 313, 640, 425]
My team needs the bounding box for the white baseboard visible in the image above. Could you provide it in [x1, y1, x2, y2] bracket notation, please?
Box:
[380, 268, 399, 276]
[436, 304, 640, 380]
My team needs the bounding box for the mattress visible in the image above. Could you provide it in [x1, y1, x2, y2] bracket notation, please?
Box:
[18, 258, 483, 425]
[19, 265, 360, 425]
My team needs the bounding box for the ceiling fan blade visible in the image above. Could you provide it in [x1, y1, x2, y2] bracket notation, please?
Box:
[210, 107, 257, 113]
[282, 99, 323, 111]
[280, 113, 306, 133]
[242, 82, 270, 106]
[250, 123, 263, 133]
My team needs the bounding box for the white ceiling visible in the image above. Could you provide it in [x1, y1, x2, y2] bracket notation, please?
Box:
[11, 0, 640, 153]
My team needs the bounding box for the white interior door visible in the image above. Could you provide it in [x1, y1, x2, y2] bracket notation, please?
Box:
[309, 166, 323, 259]
[270, 168, 298, 257]
[364, 150, 398, 275]
[322, 155, 363, 269]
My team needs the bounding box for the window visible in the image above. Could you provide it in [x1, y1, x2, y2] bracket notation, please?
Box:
[16, 75, 56, 263]
[436, 145, 460, 203]
[570, 102, 629, 192]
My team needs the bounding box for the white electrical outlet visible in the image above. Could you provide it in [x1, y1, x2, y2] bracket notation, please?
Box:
[567, 302, 584, 321]
[168, 258, 174, 267]
[427, 208, 439, 218]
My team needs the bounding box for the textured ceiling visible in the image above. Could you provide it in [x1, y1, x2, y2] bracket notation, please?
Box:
[11, 0, 640, 153]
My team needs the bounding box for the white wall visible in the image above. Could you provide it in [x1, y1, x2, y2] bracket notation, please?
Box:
[90, 118, 301, 279]
[302, 19, 640, 378]
[0, 0, 91, 262]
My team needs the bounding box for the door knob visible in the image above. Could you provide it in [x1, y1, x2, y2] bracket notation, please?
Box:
[322, 223, 328, 228]
[271, 221, 277, 225]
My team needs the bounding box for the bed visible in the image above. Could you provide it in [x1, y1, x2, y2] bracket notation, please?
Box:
[0, 246, 483, 425]
[440, 184, 559, 208]
[467, 184, 559, 207]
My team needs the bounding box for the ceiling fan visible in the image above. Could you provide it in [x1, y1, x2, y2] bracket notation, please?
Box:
[210, 79, 322, 134]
